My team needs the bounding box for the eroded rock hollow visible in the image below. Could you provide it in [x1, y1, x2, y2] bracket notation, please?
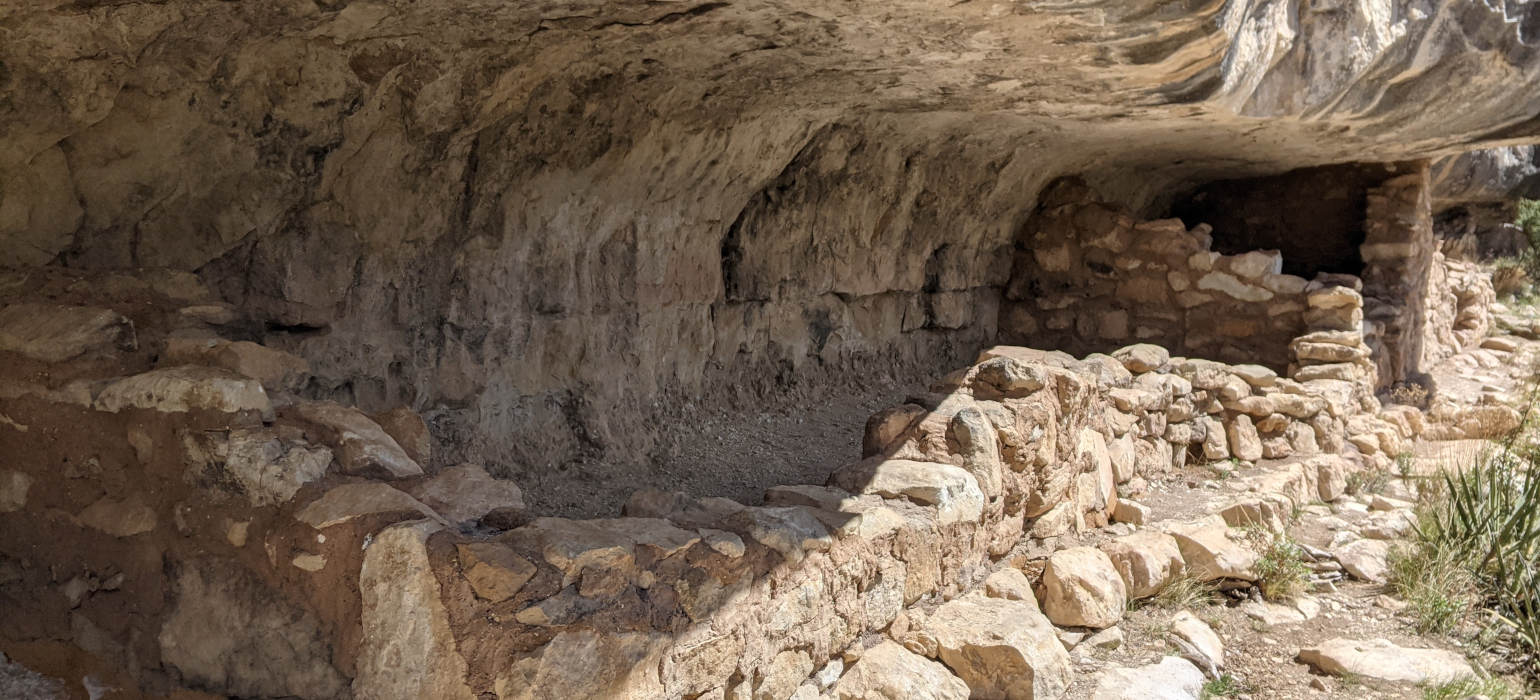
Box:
[1, 0, 1539, 697]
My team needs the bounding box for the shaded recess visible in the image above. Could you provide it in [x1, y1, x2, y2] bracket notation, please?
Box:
[1166, 164, 1418, 279]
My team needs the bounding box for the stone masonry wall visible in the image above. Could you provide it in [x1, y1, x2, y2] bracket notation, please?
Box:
[1000, 179, 1312, 370]
[0, 266, 1438, 698]
[1361, 163, 1438, 390]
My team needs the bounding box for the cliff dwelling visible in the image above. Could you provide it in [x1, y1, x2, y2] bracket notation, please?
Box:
[2, 1, 1540, 698]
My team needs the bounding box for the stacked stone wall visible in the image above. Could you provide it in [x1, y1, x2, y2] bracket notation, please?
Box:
[0, 267, 1428, 698]
[1361, 163, 1437, 389]
[1000, 179, 1314, 370]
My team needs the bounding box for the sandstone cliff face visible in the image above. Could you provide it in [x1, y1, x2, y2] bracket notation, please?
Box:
[2, 0, 1537, 513]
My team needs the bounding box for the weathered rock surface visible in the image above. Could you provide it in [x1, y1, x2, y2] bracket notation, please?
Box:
[495, 629, 665, 699]
[94, 366, 271, 417]
[163, 337, 310, 392]
[2, 0, 1536, 518]
[1297, 638, 1476, 685]
[913, 595, 1073, 700]
[0, 653, 62, 699]
[1169, 611, 1223, 675]
[0, 470, 32, 513]
[294, 483, 443, 530]
[294, 401, 423, 479]
[76, 494, 157, 537]
[831, 459, 983, 526]
[1165, 516, 1259, 582]
[1100, 531, 1184, 599]
[355, 521, 476, 700]
[159, 560, 347, 699]
[830, 640, 969, 700]
[1333, 538, 1392, 583]
[1041, 547, 1127, 629]
[408, 463, 525, 525]
[182, 428, 332, 507]
[456, 542, 538, 603]
[0, 304, 135, 362]
[1089, 657, 1205, 700]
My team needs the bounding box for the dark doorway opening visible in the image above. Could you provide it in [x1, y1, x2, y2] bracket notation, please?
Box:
[1166, 163, 1404, 279]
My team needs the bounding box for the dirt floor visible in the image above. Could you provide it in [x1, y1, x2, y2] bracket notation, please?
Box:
[512, 369, 933, 518]
[1047, 453, 1524, 699]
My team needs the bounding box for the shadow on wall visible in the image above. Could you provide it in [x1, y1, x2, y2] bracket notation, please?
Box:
[1166, 163, 1423, 279]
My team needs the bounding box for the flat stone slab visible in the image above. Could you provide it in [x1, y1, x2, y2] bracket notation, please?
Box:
[0, 303, 136, 362]
[294, 483, 443, 530]
[95, 366, 272, 417]
[1297, 638, 1476, 685]
[293, 401, 422, 479]
[408, 463, 524, 525]
[830, 458, 983, 525]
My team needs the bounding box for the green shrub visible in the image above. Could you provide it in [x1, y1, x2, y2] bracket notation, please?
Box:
[1517, 199, 1540, 246]
[1200, 674, 1245, 699]
[1412, 439, 1540, 670]
[1248, 529, 1310, 602]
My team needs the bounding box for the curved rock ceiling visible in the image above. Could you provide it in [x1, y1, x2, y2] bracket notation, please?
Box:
[2, 0, 1538, 513]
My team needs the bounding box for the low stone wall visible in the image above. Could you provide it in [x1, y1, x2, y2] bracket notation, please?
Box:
[411, 338, 1421, 698]
[999, 179, 1313, 370]
[1421, 253, 1496, 368]
[0, 266, 1457, 699]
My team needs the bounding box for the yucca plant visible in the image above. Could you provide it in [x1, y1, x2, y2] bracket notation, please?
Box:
[1414, 410, 1540, 674]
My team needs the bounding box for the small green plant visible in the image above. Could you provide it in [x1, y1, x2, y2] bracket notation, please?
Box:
[1206, 459, 1237, 480]
[1249, 529, 1310, 602]
[1200, 674, 1245, 699]
[1347, 463, 1393, 496]
[1421, 675, 1520, 700]
[1389, 543, 1474, 634]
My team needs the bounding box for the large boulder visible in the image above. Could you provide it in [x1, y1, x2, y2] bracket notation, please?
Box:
[1041, 547, 1127, 628]
[1099, 531, 1184, 599]
[355, 521, 477, 699]
[912, 594, 1073, 700]
[830, 640, 970, 700]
